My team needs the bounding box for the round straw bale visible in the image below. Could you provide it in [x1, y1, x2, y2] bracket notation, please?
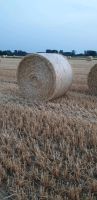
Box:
[86, 56, 93, 61]
[17, 53, 73, 101]
[88, 64, 97, 95]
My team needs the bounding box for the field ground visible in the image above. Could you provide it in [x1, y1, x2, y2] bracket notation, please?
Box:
[0, 57, 97, 200]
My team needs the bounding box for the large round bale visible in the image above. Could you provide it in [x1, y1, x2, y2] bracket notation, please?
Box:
[88, 64, 97, 95]
[17, 53, 73, 101]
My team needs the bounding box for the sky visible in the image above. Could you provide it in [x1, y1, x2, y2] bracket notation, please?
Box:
[0, 0, 97, 53]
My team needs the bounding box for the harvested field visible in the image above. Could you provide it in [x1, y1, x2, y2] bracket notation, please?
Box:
[0, 57, 97, 200]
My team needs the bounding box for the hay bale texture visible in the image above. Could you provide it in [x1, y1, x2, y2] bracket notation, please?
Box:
[17, 53, 72, 101]
[88, 64, 97, 95]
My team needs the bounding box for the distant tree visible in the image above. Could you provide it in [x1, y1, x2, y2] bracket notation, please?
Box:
[52, 50, 58, 53]
[62, 52, 72, 56]
[46, 49, 51, 53]
[0, 50, 27, 56]
[84, 51, 87, 55]
[6, 50, 13, 56]
[46, 49, 58, 53]
[13, 50, 27, 56]
[59, 50, 64, 54]
[59, 50, 76, 57]
[0, 51, 3, 56]
[76, 53, 84, 57]
[84, 50, 97, 57]
[72, 50, 76, 56]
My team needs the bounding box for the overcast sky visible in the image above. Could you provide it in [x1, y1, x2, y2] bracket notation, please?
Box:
[0, 0, 97, 53]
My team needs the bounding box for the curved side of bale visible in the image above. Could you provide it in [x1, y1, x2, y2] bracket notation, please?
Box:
[17, 53, 73, 101]
[88, 64, 97, 95]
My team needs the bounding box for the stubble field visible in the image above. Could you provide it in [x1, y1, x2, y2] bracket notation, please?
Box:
[0, 57, 97, 200]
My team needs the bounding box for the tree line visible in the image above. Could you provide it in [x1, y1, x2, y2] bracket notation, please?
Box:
[46, 49, 97, 57]
[0, 49, 97, 57]
[0, 50, 27, 56]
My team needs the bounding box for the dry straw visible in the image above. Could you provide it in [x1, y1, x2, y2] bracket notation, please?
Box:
[17, 53, 72, 101]
[88, 63, 97, 95]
